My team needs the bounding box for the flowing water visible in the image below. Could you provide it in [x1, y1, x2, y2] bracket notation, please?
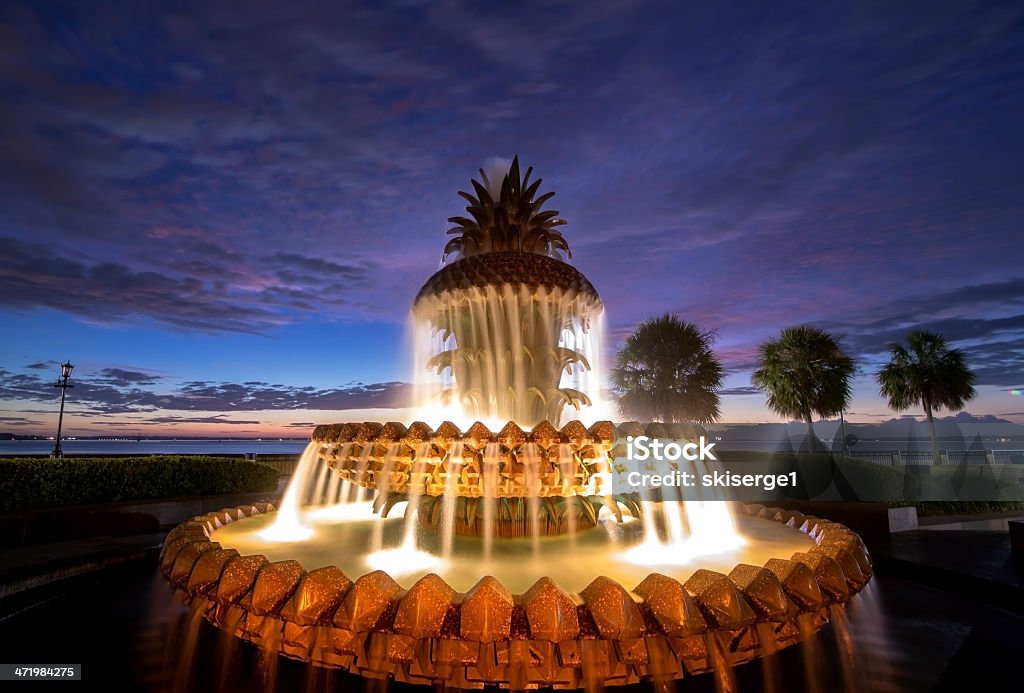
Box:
[255, 434, 754, 593]
[214, 507, 811, 594]
[410, 283, 614, 429]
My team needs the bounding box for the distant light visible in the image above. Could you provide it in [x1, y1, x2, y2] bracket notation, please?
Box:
[1012, 389, 1022, 396]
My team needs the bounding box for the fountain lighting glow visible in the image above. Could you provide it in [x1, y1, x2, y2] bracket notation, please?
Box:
[213, 508, 812, 594]
[304, 500, 376, 523]
[365, 546, 442, 577]
[256, 442, 320, 542]
[620, 500, 746, 566]
[254, 518, 313, 543]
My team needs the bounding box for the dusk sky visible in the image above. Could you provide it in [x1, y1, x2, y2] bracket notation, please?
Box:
[2, 0, 1022, 437]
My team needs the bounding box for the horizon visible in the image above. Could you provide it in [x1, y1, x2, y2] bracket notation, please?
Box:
[3, 410, 1022, 440]
[2, 1, 1023, 437]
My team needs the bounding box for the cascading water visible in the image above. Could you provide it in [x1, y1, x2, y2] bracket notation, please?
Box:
[411, 279, 611, 429]
[260, 147, 745, 579]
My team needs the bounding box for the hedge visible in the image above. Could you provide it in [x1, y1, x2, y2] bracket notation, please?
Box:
[0, 456, 280, 512]
[908, 501, 1024, 517]
[714, 451, 1024, 505]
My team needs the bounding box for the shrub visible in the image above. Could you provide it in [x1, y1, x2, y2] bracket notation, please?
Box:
[716, 451, 904, 502]
[912, 500, 1024, 516]
[0, 456, 280, 512]
[712, 451, 1019, 503]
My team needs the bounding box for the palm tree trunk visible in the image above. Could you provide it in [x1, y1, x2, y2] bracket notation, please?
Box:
[804, 412, 817, 453]
[924, 400, 941, 465]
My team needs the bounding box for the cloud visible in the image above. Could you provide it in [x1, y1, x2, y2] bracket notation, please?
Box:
[96, 368, 162, 387]
[0, 368, 413, 417]
[720, 386, 761, 396]
[0, 236, 378, 333]
[148, 415, 262, 425]
[0, 415, 40, 424]
[24, 362, 51, 370]
[822, 279, 1024, 352]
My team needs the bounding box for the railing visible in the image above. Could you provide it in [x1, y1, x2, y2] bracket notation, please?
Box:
[994, 450, 1024, 465]
[244, 453, 301, 476]
[846, 451, 895, 465]
[848, 449, 1024, 466]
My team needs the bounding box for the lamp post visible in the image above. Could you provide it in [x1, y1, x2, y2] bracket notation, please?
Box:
[52, 360, 74, 458]
[839, 408, 849, 457]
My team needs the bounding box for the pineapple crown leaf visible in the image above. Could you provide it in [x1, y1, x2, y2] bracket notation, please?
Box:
[441, 155, 572, 262]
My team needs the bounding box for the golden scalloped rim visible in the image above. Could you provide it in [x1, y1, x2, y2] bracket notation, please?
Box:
[310, 420, 699, 446]
[159, 502, 872, 689]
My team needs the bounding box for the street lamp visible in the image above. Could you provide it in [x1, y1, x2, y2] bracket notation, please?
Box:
[52, 360, 74, 458]
[839, 408, 849, 457]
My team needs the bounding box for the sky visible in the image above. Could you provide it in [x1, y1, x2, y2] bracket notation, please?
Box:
[1, 0, 1023, 437]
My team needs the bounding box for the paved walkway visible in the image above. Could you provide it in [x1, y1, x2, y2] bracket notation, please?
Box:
[0, 532, 165, 600]
[871, 526, 1024, 613]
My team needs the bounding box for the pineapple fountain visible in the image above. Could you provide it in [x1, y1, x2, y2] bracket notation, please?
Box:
[159, 158, 872, 689]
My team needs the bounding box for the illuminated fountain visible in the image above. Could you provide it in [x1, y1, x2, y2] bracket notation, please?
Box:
[159, 158, 872, 689]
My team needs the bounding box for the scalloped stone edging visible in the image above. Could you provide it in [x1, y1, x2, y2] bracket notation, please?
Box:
[158, 502, 872, 689]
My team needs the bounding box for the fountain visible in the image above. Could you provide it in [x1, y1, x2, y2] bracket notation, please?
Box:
[159, 158, 872, 689]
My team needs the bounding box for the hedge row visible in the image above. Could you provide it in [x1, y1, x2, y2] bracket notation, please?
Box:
[0, 456, 280, 513]
[909, 501, 1024, 517]
[715, 451, 1024, 504]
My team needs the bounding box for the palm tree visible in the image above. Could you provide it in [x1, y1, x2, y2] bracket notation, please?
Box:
[876, 330, 976, 464]
[611, 315, 723, 425]
[751, 326, 855, 453]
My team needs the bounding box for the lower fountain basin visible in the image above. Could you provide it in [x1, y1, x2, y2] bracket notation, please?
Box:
[159, 502, 873, 689]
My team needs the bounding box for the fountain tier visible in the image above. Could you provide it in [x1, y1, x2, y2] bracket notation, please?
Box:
[161, 502, 872, 689]
[412, 252, 608, 428]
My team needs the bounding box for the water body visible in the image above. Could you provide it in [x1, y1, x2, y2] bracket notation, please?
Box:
[0, 439, 308, 456]
[2, 437, 1021, 457]
[715, 439, 1024, 452]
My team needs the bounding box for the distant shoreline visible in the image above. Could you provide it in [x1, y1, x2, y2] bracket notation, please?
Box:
[0, 435, 309, 441]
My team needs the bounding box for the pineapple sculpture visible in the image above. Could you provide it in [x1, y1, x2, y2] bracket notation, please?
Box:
[413, 157, 604, 426]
